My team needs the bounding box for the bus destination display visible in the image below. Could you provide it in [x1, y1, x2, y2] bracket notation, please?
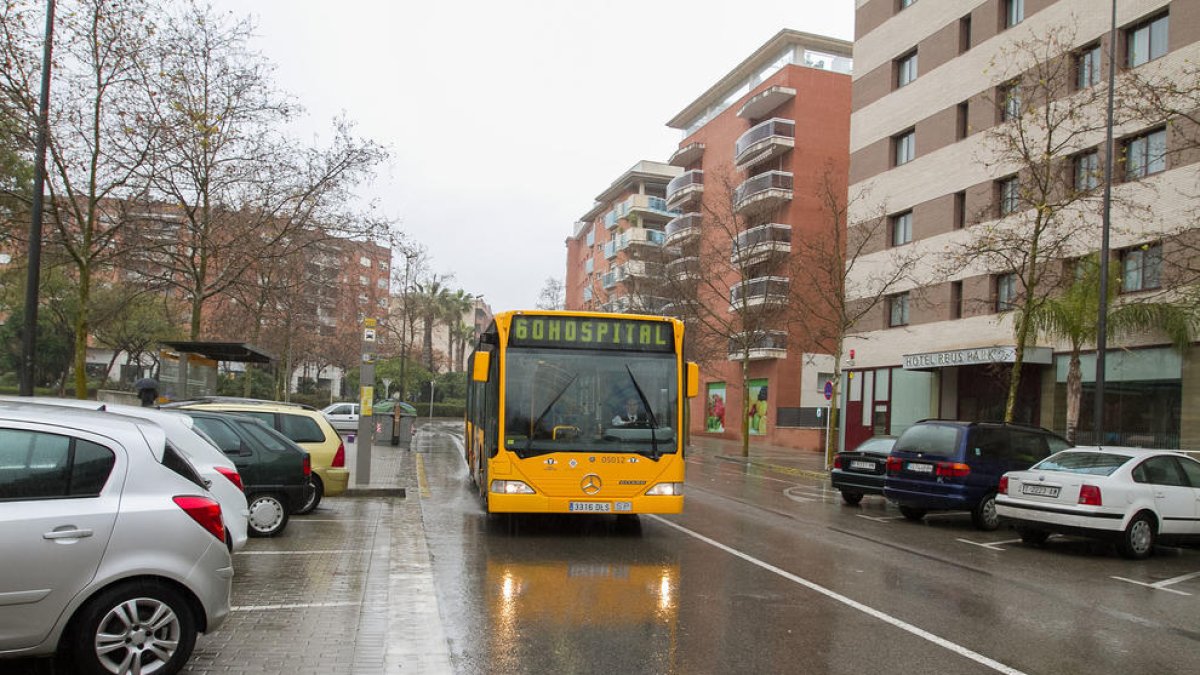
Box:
[509, 315, 674, 353]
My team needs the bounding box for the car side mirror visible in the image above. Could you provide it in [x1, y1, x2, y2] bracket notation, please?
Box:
[472, 352, 491, 382]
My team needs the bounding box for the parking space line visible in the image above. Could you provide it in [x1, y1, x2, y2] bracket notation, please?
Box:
[235, 549, 369, 555]
[1111, 570, 1200, 596]
[287, 519, 370, 522]
[783, 487, 815, 503]
[957, 538, 1022, 551]
[856, 514, 903, 522]
[650, 515, 1027, 675]
[233, 601, 359, 611]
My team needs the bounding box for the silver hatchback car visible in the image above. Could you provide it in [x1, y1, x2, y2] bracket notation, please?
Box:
[0, 402, 233, 674]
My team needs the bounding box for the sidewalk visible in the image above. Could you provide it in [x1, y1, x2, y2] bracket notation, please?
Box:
[343, 430, 416, 494]
[687, 434, 832, 480]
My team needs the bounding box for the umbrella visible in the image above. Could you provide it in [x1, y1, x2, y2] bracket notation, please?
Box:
[133, 377, 159, 391]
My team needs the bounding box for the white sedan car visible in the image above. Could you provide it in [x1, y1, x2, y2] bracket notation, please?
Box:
[997, 446, 1200, 559]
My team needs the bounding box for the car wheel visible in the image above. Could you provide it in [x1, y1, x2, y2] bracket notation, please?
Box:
[1017, 527, 1050, 547]
[971, 492, 1001, 531]
[67, 580, 196, 675]
[295, 475, 323, 515]
[840, 491, 864, 506]
[898, 505, 926, 521]
[247, 492, 289, 537]
[1116, 512, 1156, 560]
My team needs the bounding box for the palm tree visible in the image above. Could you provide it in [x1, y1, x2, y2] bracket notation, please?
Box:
[414, 276, 452, 371]
[1028, 255, 1194, 443]
[442, 289, 474, 371]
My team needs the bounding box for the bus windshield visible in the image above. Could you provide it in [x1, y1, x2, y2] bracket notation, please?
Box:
[503, 348, 678, 458]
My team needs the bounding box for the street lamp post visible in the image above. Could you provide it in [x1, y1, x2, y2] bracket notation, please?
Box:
[19, 0, 56, 396]
[428, 379, 435, 420]
[1094, 0, 1118, 443]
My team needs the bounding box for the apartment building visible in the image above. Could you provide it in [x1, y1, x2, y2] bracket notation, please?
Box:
[567, 29, 853, 449]
[844, 0, 1200, 450]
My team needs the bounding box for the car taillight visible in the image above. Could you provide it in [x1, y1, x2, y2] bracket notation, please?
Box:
[998, 475, 1009, 495]
[174, 496, 225, 543]
[215, 466, 244, 492]
[935, 462, 971, 478]
[333, 441, 346, 468]
[1078, 484, 1102, 506]
[886, 457, 902, 474]
[833, 455, 844, 469]
[303, 454, 312, 477]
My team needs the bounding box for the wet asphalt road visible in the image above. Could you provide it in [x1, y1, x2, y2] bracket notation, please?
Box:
[418, 421, 1200, 675]
[9, 421, 1200, 674]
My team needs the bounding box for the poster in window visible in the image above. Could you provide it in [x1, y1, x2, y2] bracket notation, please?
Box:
[747, 379, 769, 436]
[706, 383, 726, 433]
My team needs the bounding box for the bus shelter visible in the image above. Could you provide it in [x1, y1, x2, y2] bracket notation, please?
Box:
[158, 341, 275, 401]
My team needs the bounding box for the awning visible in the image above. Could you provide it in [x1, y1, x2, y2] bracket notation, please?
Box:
[160, 341, 276, 364]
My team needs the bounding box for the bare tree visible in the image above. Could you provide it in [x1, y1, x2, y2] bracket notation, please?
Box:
[802, 166, 918, 464]
[133, 1, 387, 340]
[535, 276, 564, 310]
[0, 0, 157, 397]
[942, 25, 1115, 422]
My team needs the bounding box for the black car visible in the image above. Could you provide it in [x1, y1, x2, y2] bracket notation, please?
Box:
[883, 420, 1071, 531]
[179, 410, 312, 537]
[831, 436, 897, 505]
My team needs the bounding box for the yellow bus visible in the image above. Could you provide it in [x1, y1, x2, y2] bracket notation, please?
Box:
[465, 310, 697, 515]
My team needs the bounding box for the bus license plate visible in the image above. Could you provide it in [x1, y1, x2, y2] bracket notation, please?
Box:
[570, 502, 611, 513]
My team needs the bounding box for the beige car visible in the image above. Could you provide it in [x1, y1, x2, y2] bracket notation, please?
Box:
[171, 399, 348, 513]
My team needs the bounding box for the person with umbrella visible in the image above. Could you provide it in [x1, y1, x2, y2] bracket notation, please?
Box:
[134, 377, 159, 407]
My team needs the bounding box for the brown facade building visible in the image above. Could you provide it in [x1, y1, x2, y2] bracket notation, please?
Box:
[566, 29, 854, 450]
[844, 0, 1200, 449]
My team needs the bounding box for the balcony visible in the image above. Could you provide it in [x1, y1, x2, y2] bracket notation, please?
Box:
[602, 269, 621, 289]
[622, 260, 663, 279]
[737, 85, 796, 120]
[735, 118, 795, 171]
[664, 213, 702, 246]
[731, 223, 791, 267]
[665, 170, 704, 211]
[623, 227, 666, 249]
[727, 331, 788, 361]
[730, 276, 790, 310]
[669, 142, 705, 167]
[733, 171, 792, 216]
[667, 256, 701, 281]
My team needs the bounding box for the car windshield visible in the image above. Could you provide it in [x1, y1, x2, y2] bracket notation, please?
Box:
[1033, 451, 1132, 476]
[503, 348, 677, 458]
[893, 424, 960, 458]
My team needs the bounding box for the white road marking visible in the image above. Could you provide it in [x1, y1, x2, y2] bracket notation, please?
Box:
[1112, 570, 1200, 596]
[783, 488, 815, 503]
[649, 515, 1029, 675]
[235, 549, 369, 555]
[957, 538, 1022, 551]
[233, 601, 359, 611]
[286, 519, 370, 522]
[856, 514, 903, 522]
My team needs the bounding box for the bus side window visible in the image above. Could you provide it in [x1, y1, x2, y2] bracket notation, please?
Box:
[484, 349, 500, 457]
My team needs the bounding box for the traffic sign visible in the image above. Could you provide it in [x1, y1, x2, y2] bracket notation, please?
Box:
[823, 380, 833, 400]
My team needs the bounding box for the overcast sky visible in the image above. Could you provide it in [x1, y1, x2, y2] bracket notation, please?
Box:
[211, 0, 855, 313]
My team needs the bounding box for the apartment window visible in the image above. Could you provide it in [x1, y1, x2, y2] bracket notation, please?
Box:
[999, 83, 1021, 122]
[1076, 44, 1101, 89]
[896, 51, 918, 88]
[996, 273, 1018, 312]
[586, 230, 595, 247]
[1127, 13, 1169, 68]
[954, 191, 967, 228]
[950, 281, 963, 319]
[358, 275, 368, 286]
[893, 129, 915, 166]
[998, 176, 1020, 215]
[359, 256, 370, 267]
[959, 15, 972, 53]
[1004, 0, 1024, 28]
[583, 287, 593, 302]
[585, 258, 594, 274]
[891, 211, 913, 246]
[956, 101, 969, 140]
[888, 292, 910, 327]
[1074, 150, 1101, 191]
[1121, 243, 1162, 292]
[1124, 128, 1167, 179]
[899, 0, 916, 8]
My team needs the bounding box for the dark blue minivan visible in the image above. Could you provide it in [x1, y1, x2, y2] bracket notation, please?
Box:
[883, 420, 1070, 530]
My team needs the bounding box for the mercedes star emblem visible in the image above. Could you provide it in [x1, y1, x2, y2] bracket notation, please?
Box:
[581, 474, 602, 495]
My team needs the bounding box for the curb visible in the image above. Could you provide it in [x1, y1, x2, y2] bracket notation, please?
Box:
[715, 455, 830, 481]
[343, 488, 408, 498]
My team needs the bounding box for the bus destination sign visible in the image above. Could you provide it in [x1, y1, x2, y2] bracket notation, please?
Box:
[509, 316, 674, 353]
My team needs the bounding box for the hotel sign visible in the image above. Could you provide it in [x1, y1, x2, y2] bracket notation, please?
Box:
[902, 346, 1052, 370]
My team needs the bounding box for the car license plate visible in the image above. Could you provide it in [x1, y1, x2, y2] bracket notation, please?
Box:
[907, 462, 934, 473]
[849, 460, 876, 471]
[569, 501, 611, 513]
[1021, 484, 1060, 498]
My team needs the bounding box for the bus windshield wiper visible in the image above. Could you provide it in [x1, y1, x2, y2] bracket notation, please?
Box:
[525, 374, 577, 458]
[624, 365, 660, 460]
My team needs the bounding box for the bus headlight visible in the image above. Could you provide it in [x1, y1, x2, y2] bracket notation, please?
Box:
[645, 482, 683, 496]
[491, 480, 535, 495]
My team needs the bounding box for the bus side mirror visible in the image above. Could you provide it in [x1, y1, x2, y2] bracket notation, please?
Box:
[686, 362, 699, 398]
[472, 352, 491, 382]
